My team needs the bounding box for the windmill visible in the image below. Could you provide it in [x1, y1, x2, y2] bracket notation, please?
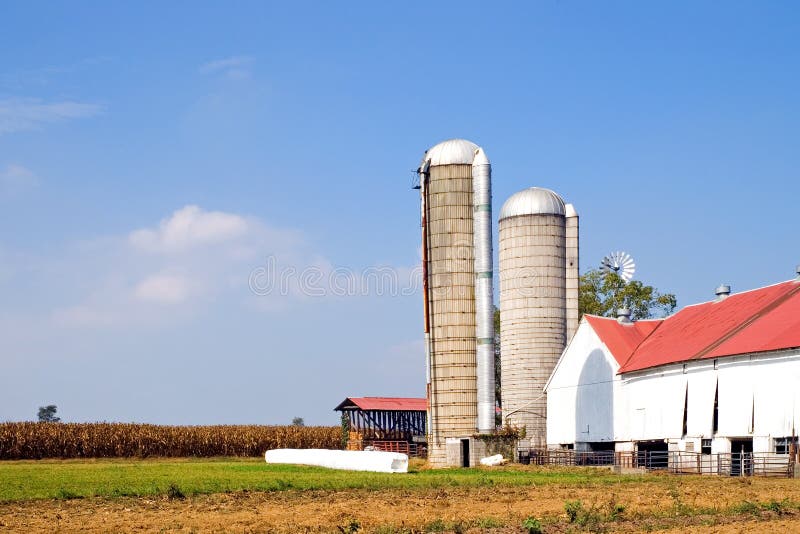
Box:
[600, 251, 636, 282]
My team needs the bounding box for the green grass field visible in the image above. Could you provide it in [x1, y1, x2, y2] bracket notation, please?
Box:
[3, 458, 800, 532]
[0, 457, 643, 502]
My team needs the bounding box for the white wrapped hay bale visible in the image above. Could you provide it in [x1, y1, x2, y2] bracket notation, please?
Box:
[264, 448, 408, 473]
[479, 454, 507, 466]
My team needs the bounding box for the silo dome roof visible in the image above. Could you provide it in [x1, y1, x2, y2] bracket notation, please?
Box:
[422, 139, 487, 166]
[500, 187, 566, 219]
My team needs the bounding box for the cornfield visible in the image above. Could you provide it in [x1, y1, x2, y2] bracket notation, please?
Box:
[0, 422, 341, 459]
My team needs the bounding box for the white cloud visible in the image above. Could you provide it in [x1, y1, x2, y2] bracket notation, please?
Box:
[134, 273, 193, 304]
[17, 204, 415, 335]
[0, 164, 38, 192]
[0, 98, 103, 134]
[1, 57, 112, 90]
[44, 205, 311, 327]
[199, 56, 254, 80]
[129, 205, 249, 253]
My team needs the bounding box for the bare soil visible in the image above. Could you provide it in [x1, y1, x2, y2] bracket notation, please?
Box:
[1, 475, 800, 533]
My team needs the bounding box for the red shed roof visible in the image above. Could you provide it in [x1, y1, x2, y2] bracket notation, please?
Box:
[334, 397, 427, 412]
[584, 315, 662, 366]
[615, 279, 800, 373]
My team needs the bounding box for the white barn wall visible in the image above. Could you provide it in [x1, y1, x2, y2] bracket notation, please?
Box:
[622, 369, 686, 442]
[717, 357, 754, 436]
[620, 350, 800, 453]
[751, 353, 800, 437]
[546, 320, 620, 447]
[574, 348, 618, 446]
[685, 361, 716, 437]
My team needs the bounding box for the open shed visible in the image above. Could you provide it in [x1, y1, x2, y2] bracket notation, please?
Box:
[334, 397, 427, 455]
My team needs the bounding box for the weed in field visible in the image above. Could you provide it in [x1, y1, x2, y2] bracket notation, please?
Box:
[274, 478, 294, 491]
[763, 499, 789, 515]
[732, 498, 793, 517]
[521, 516, 543, 534]
[336, 518, 360, 533]
[167, 483, 185, 500]
[377, 527, 420, 534]
[476, 474, 495, 486]
[666, 482, 691, 515]
[732, 500, 761, 516]
[373, 527, 413, 534]
[424, 518, 446, 532]
[468, 517, 496, 528]
[110, 488, 131, 498]
[475, 517, 502, 528]
[415, 517, 499, 532]
[564, 499, 605, 533]
[605, 493, 626, 520]
[565, 499, 582, 522]
[424, 518, 486, 532]
[55, 488, 80, 500]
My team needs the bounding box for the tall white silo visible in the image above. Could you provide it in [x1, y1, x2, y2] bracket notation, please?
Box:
[418, 139, 496, 466]
[499, 187, 569, 447]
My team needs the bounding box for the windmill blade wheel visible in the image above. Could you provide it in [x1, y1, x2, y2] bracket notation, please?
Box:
[600, 251, 636, 282]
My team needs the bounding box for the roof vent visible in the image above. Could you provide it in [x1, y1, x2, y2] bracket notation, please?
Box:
[715, 284, 731, 301]
[796, 265, 800, 280]
[616, 308, 632, 324]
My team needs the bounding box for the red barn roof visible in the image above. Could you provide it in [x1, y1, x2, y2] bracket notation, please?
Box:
[584, 315, 662, 366]
[613, 279, 800, 373]
[334, 397, 427, 412]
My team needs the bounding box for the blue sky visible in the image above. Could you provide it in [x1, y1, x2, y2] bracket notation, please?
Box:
[1, 2, 798, 425]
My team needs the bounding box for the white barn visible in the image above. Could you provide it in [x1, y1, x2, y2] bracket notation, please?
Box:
[545, 276, 800, 463]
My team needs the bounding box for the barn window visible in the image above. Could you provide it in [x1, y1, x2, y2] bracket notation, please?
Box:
[701, 439, 712, 455]
[712, 381, 719, 434]
[775, 437, 798, 455]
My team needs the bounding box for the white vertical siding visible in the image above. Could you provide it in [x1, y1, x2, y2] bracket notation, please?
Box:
[546, 321, 619, 446]
[623, 370, 686, 441]
[624, 351, 800, 445]
[717, 358, 754, 436]
[751, 355, 800, 438]
[686, 363, 717, 437]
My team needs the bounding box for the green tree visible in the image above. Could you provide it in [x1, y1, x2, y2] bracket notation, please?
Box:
[579, 268, 676, 320]
[291, 417, 305, 427]
[37, 405, 60, 423]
